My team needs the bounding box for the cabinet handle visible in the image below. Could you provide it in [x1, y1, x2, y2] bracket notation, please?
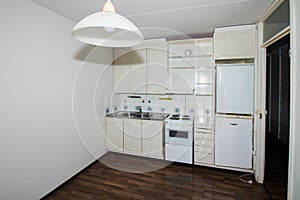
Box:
[229, 123, 238, 126]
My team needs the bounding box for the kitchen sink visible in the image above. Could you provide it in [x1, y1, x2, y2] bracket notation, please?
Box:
[131, 112, 152, 118]
[106, 111, 168, 121]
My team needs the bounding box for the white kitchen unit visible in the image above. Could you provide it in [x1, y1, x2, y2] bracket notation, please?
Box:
[113, 48, 131, 93]
[105, 115, 165, 159]
[167, 38, 214, 95]
[194, 123, 214, 165]
[141, 120, 164, 159]
[147, 41, 168, 94]
[165, 144, 192, 163]
[105, 117, 124, 152]
[130, 44, 147, 94]
[195, 38, 214, 96]
[169, 68, 195, 94]
[113, 39, 167, 94]
[215, 117, 253, 169]
[168, 40, 195, 94]
[216, 64, 254, 115]
[214, 25, 256, 60]
[124, 119, 142, 155]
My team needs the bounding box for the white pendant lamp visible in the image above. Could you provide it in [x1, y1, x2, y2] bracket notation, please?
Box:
[72, 0, 144, 47]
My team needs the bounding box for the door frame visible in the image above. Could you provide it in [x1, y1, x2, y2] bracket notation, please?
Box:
[249, 1, 299, 199]
[287, 0, 300, 199]
[254, 22, 267, 184]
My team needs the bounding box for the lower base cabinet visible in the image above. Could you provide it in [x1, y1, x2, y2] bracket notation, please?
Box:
[105, 118, 123, 152]
[124, 119, 142, 154]
[194, 123, 215, 165]
[142, 120, 164, 159]
[105, 117, 164, 159]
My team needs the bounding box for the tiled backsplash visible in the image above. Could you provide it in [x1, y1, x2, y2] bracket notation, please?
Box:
[105, 93, 214, 117]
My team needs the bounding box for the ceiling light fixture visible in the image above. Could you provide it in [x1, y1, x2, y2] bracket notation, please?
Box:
[71, 0, 144, 47]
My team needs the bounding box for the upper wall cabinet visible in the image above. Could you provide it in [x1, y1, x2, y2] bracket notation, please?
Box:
[114, 48, 131, 93]
[130, 44, 147, 94]
[214, 25, 257, 60]
[147, 41, 168, 94]
[167, 38, 214, 95]
[113, 39, 167, 94]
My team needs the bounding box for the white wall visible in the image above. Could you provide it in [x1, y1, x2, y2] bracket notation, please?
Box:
[0, 1, 113, 199]
[288, 1, 300, 199]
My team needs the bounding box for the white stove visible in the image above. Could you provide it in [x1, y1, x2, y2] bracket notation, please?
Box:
[165, 114, 193, 164]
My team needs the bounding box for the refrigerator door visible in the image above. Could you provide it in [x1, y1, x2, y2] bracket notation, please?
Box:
[216, 64, 254, 115]
[215, 117, 252, 169]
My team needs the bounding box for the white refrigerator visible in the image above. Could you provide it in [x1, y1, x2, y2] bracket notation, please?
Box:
[215, 64, 254, 169]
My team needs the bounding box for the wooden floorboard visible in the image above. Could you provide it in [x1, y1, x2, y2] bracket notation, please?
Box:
[43, 152, 270, 200]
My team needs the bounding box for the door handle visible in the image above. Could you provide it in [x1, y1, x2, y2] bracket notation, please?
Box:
[229, 123, 238, 126]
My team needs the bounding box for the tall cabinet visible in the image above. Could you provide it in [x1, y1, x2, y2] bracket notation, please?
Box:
[214, 24, 256, 170]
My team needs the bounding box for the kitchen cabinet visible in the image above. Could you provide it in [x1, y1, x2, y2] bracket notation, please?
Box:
[142, 120, 164, 159]
[215, 117, 253, 169]
[169, 68, 195, 94]
[167, 40, 195, 94]
[124, 119, 142, 155]
[130, 44, 147, 94]
[113, 39, 167, 94]
[147, 41, 168, 94]
[167, 38, 214, 94]
[105, 117, 124, 152]
[195, 38, 215, 96]
[194, 123, 214, 165]
[113, 48, 131, 93]
[105, 117, 165, 159]
[214, 25, 256, 60]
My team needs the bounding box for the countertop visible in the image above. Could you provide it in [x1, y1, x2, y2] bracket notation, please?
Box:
[106, 111, 169, 121]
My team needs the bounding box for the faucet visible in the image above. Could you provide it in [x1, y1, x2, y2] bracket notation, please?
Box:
[136, 106, 142, 115]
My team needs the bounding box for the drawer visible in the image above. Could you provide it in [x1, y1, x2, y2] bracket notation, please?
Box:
[194, 145, 214, 153]
[195, 132, 213, 141]
[194, 128, 213, 134]
[194, 124, 213, 130]
[194, 116, 214, 125]
[194, 138, 213, 147]
[194, 151, 214, 164]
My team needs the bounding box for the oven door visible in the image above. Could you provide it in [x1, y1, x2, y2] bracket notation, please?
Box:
[165, 128, 193, 146]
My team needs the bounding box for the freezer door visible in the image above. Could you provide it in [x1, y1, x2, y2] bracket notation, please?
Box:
[216, 64, 254, 114]
[215, 117, 252, 169]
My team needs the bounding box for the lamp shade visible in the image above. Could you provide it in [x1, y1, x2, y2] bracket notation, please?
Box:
[72, 12, 144, 47]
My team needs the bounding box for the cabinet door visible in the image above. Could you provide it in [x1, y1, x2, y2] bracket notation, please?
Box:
[216, 64, 254, 114]
[214, 25, 256, 59]
[124, 119, 142, 154]
[114, 48, 131, 93]
[130, 44, 147, 93]
[215, 117, 252, 169]
[147, 42, 167, 94]
[142, 120, 163, 159]
[105, 117, 123, 152]
[169, 68, 195, 94]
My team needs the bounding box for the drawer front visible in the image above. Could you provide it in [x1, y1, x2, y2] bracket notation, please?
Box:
[194, 117, 214, 125]
[194, 138, 213, 147]
[194, 132, 213, 141]
[194, 145, 214, 153]
[194, 124, 214, 131]
[194, 151, 214, 164]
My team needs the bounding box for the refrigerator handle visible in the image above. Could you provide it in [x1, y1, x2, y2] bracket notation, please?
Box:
[229, 123, 238, 126]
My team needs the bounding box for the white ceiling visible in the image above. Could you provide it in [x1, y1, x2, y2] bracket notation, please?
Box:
[31, 0, 274, 39]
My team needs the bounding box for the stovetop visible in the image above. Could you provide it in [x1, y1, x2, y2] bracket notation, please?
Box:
[167, 114, 192, 121]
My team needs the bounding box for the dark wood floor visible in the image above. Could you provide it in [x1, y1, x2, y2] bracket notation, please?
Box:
[43, 152, 270, 200]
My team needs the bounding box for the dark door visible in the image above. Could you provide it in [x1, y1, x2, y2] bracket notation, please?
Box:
[265, 35, 290, 200]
